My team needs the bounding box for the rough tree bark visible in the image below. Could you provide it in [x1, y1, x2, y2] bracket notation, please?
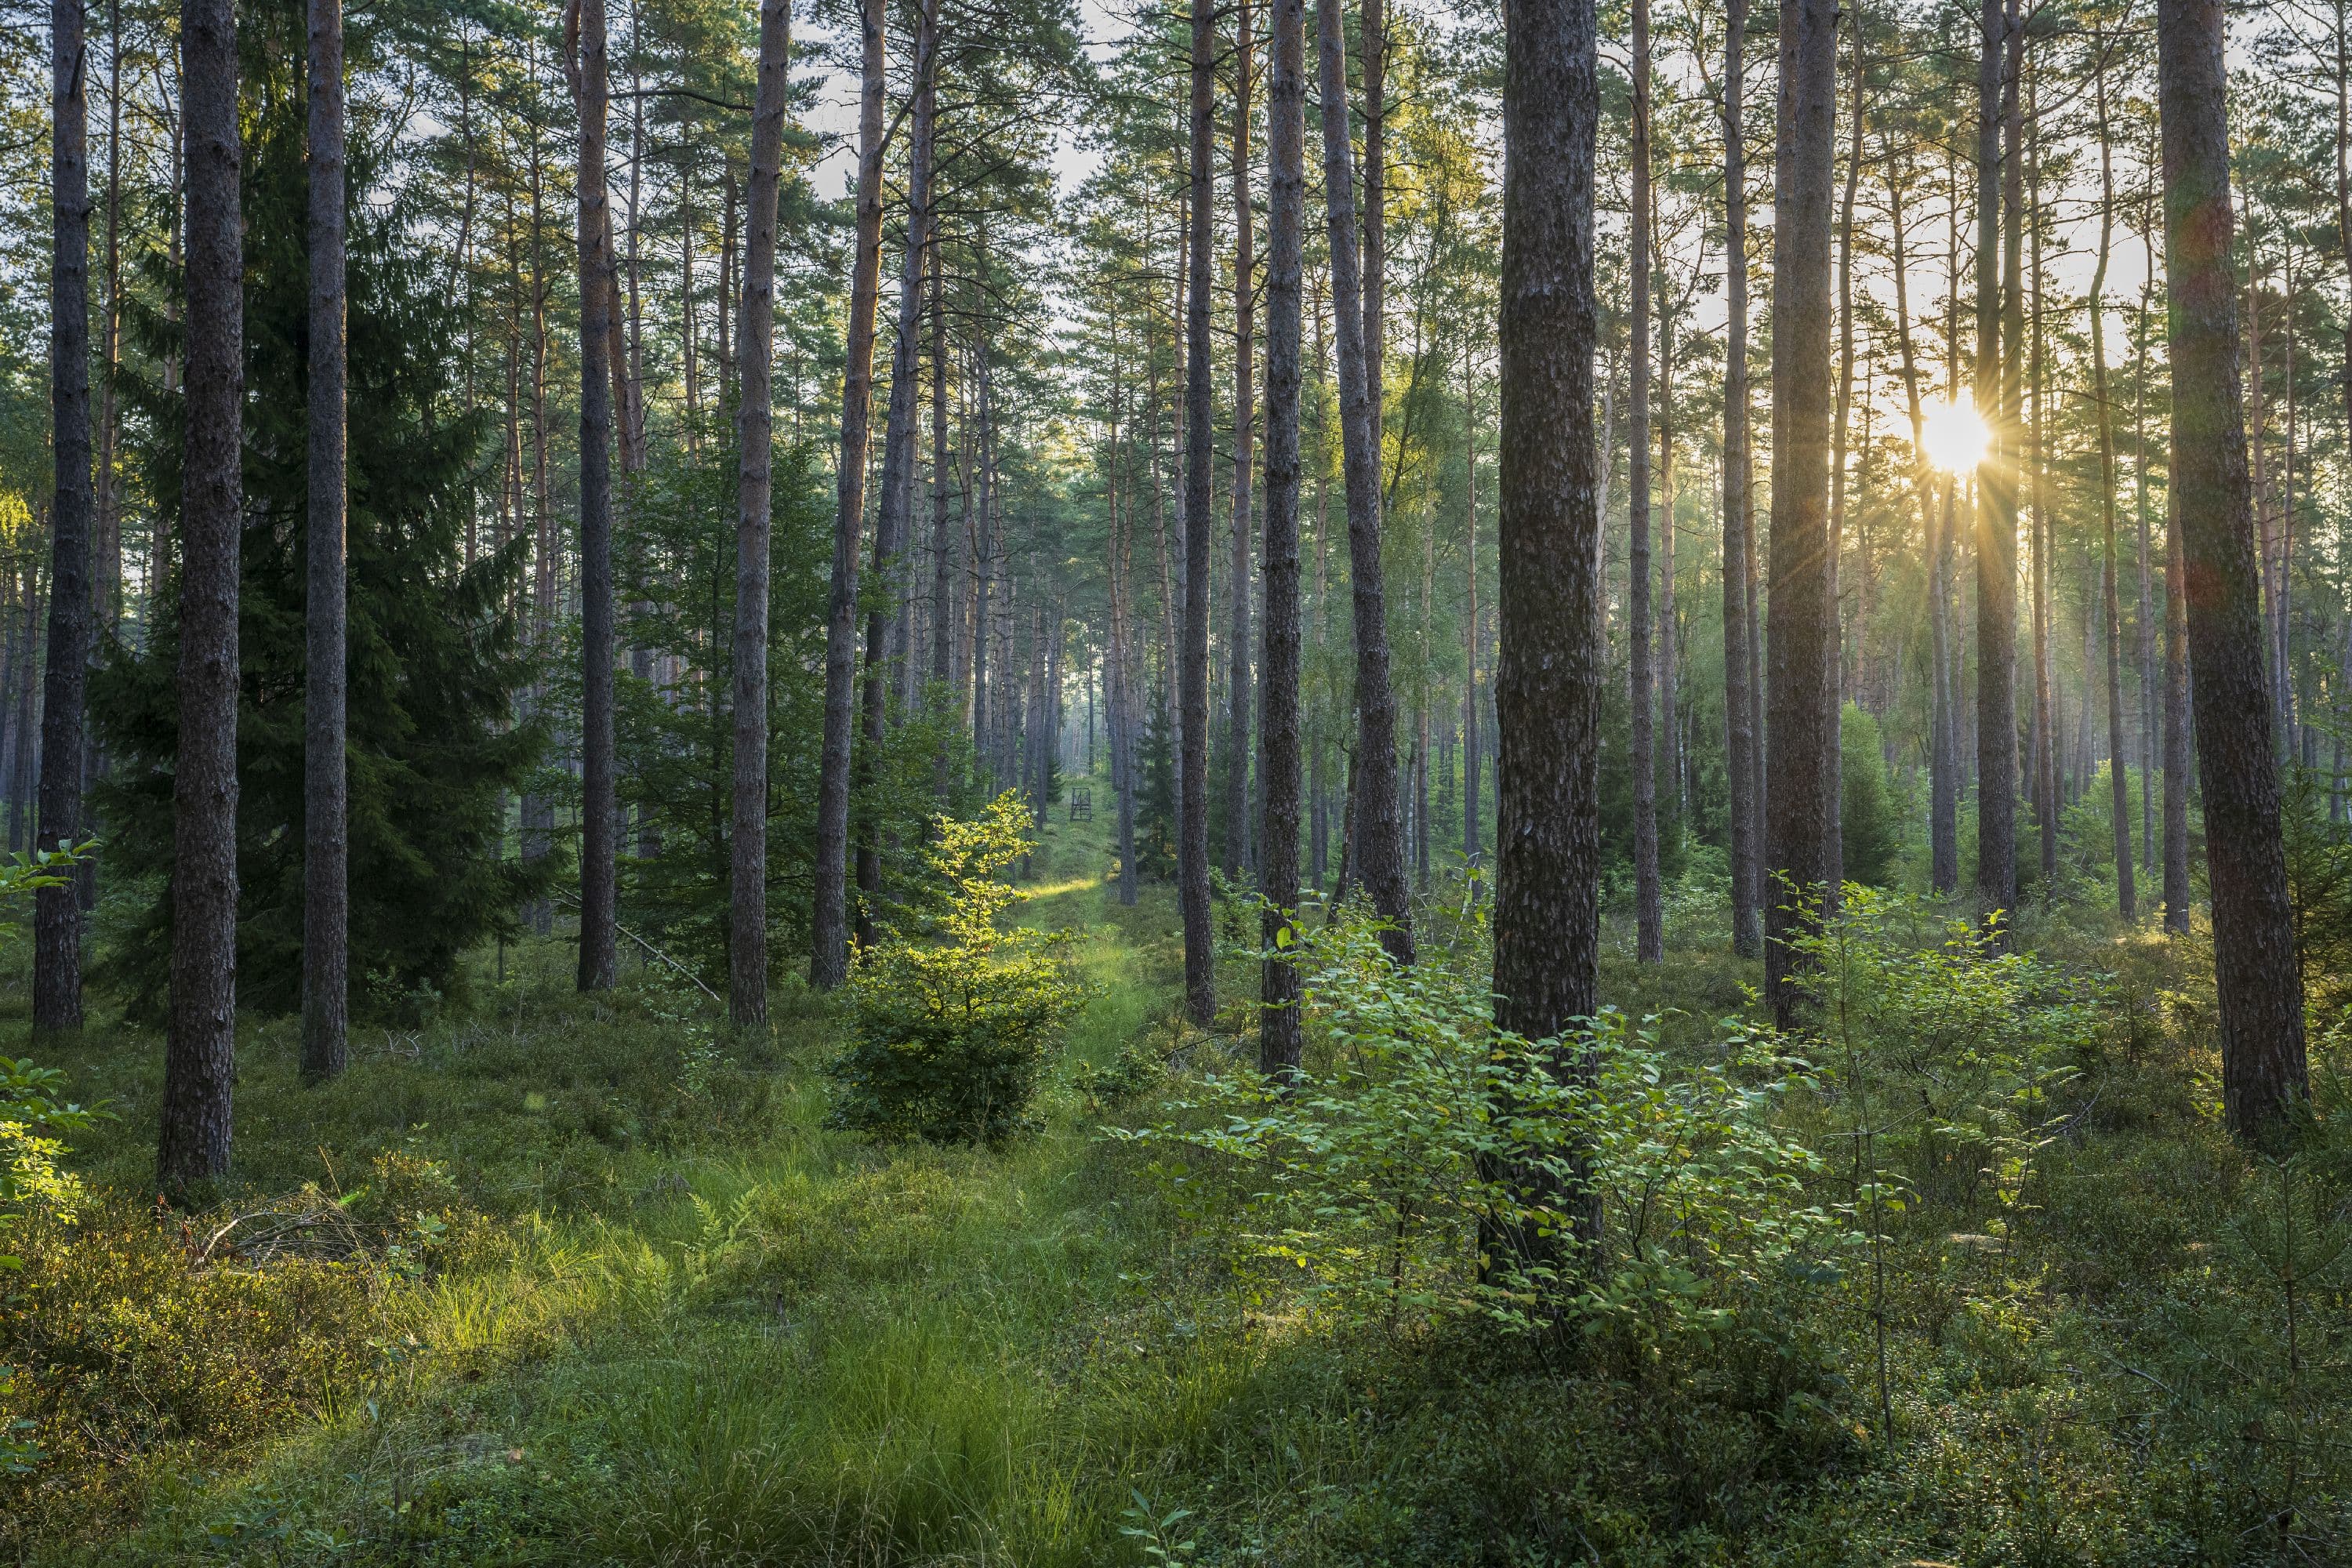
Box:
[161, 0, 242, 1190]
[36, 0, 93, 1038]
[1316, 0, 1414, 967]
[1181, 0, 1217, 1025]
[2156, 0, 2309, 1138]
[1495, 0, 1602, 1255]
[812, 0, 887, 989]
[1762, 0, 1839, 1028]
[730, 0, 789, 1029]
[1259, 0, 1305, 1076]
[300, 0, 349, 1077]
[1227, 3, 1256, 881]
[566, 0, 619, 993]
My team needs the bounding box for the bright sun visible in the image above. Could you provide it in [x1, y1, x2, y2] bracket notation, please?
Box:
[1919, 393, 1991, 475]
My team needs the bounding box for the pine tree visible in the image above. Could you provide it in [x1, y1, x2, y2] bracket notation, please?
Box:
[100, 64, 544, 1029]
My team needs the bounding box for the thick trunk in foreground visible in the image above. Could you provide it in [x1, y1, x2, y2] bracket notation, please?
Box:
[162, 0, 242, 1191]
[2156, 0, 2308, 1138]
[730, 0, 790, 1028]
[1496, 0, 1602, 1255]
[1180, 0, 1217, 1025]
[812, 0, 887, 989]
[301, 0, 349, 1076]
[1762, 0, 1839, 1029]
[36, 0, 93, 1038]
[1258, 0, 1305, 1076]
[1316, 0, 1414, 967]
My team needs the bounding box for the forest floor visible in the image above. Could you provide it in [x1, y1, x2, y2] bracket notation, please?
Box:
[5, 809, 2352, 1565]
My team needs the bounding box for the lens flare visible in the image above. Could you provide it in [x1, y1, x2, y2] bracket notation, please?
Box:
[1919, 393, 1991, 475]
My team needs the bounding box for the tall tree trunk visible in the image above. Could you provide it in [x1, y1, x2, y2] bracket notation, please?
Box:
[162, 0, 242, 1190]
[862, 0, 937, 942]
[1179, 0, 1218, 1025]
[1317, 0, 1414, 967]
[812, 0, 887, 989]
[1721, 0, 1761, 954]
[1973, 0, 2019, 929]
[96, 0, 123, 633]
[1227, 5, 1256, 881]
[1762, 0, 1839, 1027]
[299, 0, 347, 1077]
[2091, 53, 2134, 920]
[1361, 0, 1385, 481]
[2136, 205, 2159, 869]
[567, 0, 619, 993]
[36, 0, 93, 1038]
[730, 0, 789, 1029]
[2156, 0, 2309, 1138]
[2163, 483, 2191, 931]
[1495, 0, 1602, 1255]
[1826, 0, 1864, 895]
[2028, 85, 2056, 892]
[1461, 349, 1481, 889]
[1657, 289, 1679, 840]
[1628, 0, 1661, 963]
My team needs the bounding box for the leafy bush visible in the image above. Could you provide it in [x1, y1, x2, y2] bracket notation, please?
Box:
[828, 794, 1086, 1143]
[1788, 886, 2088, 1215]
[1123, 912, 1846, 1346]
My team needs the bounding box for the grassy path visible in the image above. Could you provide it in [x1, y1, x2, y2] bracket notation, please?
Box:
[18, 812, 1265, 1566]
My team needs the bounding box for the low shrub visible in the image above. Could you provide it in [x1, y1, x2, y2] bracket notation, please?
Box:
[829, 794, 1086, 1144]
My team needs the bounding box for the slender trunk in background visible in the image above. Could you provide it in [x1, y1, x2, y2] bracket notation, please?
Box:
[1259, 0, 1305, 1066]
[1973, 0, 2018, 929]
[1361, 0, 1385, 475]
[1721, 0, 1761, 954]
[2136, 211, 2158, 866]
[1762, 0, 1839, 1028]
[2028, 85, 2056, 892]
[1628, 0, 1661, 964]
[931, 244, 954, 799]
[1317, 0, 1414, 967]
[862, 0, 937, 942]
[1179, 0, 1218, 1026]
[1827, 0, 1865, 894]
[567, 0, 619, 993]
[1227, 5, 1257, 881]
[300, 0, 348, 1078]
[1657, 293, 1679, 839]
[730, 0, 789, 1029]
[2091, 54, 2134, 920]
[2163, 484, 2191, 931]
[2156, 0, 2309, 1138]
[1461, 351, 1481, 890]
[1889, 157, 1955, 896]
[1495, 0, 1603, 1255]
[97, 0, 124, 631]
[36, 0, 93, 1038]
[162, 0, 242, 1190]
[812, 0, 887, 989]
